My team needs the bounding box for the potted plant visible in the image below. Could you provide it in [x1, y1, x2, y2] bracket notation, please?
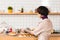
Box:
[8, 6, 13, 14]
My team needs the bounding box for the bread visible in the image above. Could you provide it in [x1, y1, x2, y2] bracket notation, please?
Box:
[8, 32, 17, 36]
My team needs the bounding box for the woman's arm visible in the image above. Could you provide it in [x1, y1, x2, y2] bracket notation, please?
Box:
[24, 29, 34, 35]
[24, 27, 41, 36]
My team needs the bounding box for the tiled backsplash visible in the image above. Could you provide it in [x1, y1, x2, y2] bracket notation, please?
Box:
[48, 15, 60, 31]
[0, 15, 41, 31]
[0, 15, 60, 31]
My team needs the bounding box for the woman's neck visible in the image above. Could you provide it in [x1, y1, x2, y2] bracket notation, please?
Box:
[41, 16, 48, 20]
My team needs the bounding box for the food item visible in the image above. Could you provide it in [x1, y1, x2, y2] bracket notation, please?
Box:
[21, 8, 24, 13]
[9, 27, 12, 32]
[8, 6, 13, 14]
[29, 10, 33, 14]
[8, 32, 17, 36]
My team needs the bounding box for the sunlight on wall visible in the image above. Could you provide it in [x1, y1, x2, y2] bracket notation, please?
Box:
[41, 0, 49, 6]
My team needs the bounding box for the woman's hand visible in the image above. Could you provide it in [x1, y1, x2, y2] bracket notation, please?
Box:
[20, 28, 25, 33]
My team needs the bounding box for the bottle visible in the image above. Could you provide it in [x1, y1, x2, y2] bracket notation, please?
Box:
[9, 27, 12, 32]
[21, 8, 24, 13]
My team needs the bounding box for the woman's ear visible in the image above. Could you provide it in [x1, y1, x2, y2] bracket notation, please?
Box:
[37, 14, 41, 18]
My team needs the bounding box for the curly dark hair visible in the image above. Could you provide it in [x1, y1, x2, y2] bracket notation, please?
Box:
[36, 6, 49, 16]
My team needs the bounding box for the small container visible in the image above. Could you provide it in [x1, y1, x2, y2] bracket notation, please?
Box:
[8, 6, 13, 14]
[15, 29, 20, 33]
[21, 8, 24, 13]
[9, 27, 12, 32]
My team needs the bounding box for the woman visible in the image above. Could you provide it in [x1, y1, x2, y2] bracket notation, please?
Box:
[23, 6, 53, 40]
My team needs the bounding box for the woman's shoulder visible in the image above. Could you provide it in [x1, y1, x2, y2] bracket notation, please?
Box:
[42, 18, 52, 24]
[43, 18, 51, 21]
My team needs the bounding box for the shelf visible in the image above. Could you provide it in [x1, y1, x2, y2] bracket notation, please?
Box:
[0, 12, 38, 15]
[0, 12, 60, 15]
[49, 12, 60, 15]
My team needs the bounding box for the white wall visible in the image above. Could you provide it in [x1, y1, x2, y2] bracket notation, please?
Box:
[0, 15, 40, 29]
[0, 0, 60, 12]
[0, 0, 60, 31]
[0, 0, 41, 12]
[48, 15, 60, 31]
[49, 0, 60, 12]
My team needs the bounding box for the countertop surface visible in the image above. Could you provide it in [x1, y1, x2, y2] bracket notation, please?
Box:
[0, 33, 60, 37]
[51, 33, 60, 37]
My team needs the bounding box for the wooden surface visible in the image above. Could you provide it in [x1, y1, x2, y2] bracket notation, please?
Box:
[49, 12, 60, 15]
[0, 34, 60, 40]
[0, 12, 38, 15]
[0, 12, 60, 15]
[50, 34, 60, 40]
[51, 34, 60, 37]
[50, 36, 60, 40]
[0, 34, 37, 40]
